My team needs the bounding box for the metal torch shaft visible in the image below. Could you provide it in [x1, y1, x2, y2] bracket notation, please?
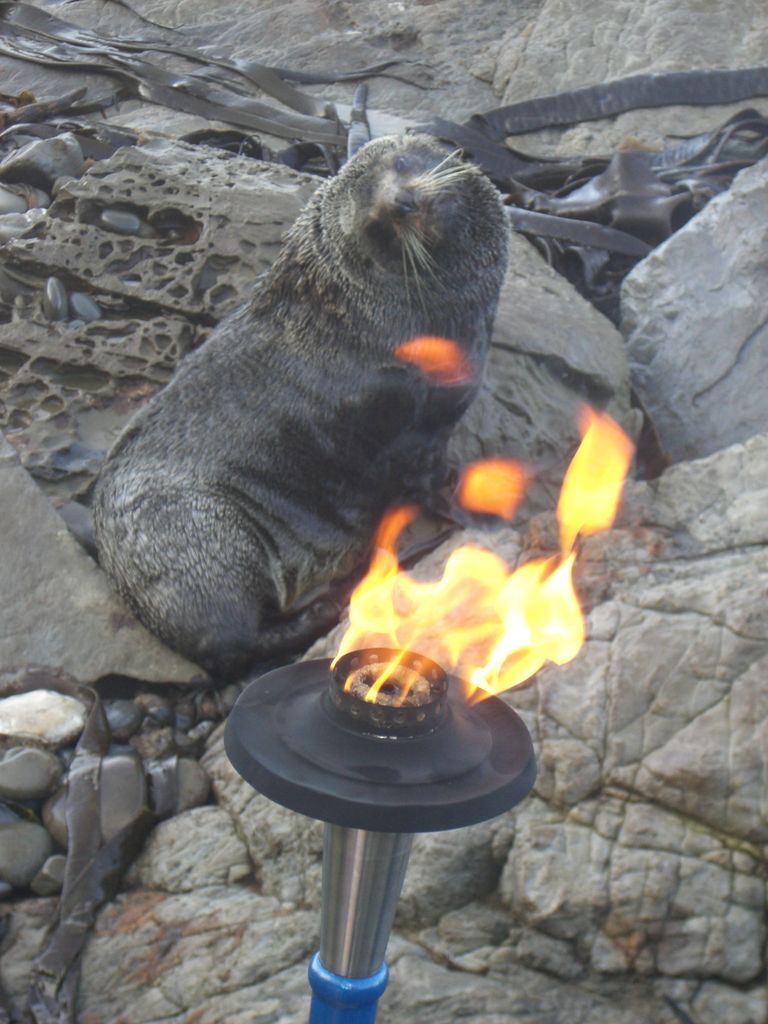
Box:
[308, 825, 413, 1024]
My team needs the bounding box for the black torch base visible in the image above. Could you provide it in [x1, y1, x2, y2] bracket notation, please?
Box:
[224, 653, 536, 833]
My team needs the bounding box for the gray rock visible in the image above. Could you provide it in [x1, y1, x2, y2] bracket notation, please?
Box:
[78, 887, 318, 1022]
[0, 185, 27, 215]
[42, 276, 68, 322]
[68, 291, 102, 323]
[173, 758, 211, 814]
[41, 787, 67, 849]
[0, 821, 52, 888]
[104, 699, 144, 741]
[99, 752, 149, 843]
[0, 746, 63, 800]
[0, 132, 84, 190]
[30, 853, 66, 896]
[451, 233, 638, 513]
[0, 208, 46, 243]
[491, 0, 768, 158]
[0, 690, 86, 748]
[127, 806, 251, 892]
[0, 432, 207, 684]
[621, 158, 768, 462]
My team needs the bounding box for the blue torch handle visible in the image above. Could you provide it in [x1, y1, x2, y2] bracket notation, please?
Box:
[308, 954, 389, 1024]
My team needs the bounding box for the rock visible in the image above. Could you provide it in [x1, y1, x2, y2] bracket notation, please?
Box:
[0, 185, 27, 215]
[134, 693, 174, 726]
[0, 821, 52, 888]
[0, 207, 46, 243]
[68, 291, 102, 323]
[173, 758, 211, 813]
[0, 132, 84, 190]
[41, 787, 67, 849]
[127, 806, 251, 892]
[30, 853, 66, 897]
[0, 432, 207, 684]
[492, 0, 768, 157]
[0, 690, 86, 748]
[397, 824, 499, 928]
[0, 746, 63, 800]
[104, 699, 144, 741]
[1, 141, 319, 504]
[99, 752, 150, 843]
[130, 726, 176, 760]
[692, 980, 768, 1024]
[78, 888, 317, 1022]
[203, 728, 324, 909]
[42, 276, 68, 322]
[0, 896, 58, 1017]
[451, 233, 638, 513]
[44, 750, 150, 847]
[621, 158, 768, 462]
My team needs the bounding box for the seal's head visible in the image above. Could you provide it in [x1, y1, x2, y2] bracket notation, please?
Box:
[322, 133, 509, 298]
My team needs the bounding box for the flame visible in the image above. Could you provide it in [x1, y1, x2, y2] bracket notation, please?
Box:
[333, 407, 634, 699]
[458, 459, 530, 521]
[394, 336, 473, 385]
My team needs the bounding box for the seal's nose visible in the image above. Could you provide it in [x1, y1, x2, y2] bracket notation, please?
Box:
[391, 188, 419, 218]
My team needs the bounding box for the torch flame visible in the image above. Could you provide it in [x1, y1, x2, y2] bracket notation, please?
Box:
[333, 407, 634, 700]
[394, 336, 473, 386]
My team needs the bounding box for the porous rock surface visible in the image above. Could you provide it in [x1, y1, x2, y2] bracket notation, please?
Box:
[621, 156, 768, 462]
[0, 433, 751, 1023]
[1, 142, 319, 501]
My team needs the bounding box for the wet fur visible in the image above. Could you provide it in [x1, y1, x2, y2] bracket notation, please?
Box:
[93, 135, 510, 679]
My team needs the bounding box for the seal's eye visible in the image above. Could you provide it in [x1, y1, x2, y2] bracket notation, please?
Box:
[394, 155, 408, 173]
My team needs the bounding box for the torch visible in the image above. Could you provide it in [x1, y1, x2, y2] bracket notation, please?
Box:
[225, 646, 536, 1023]
[225, 404, 635, 1023]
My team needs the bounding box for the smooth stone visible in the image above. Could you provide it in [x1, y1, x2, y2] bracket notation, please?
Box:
[0, 880, 12, 898]
[0, 747, 63, 801]
[42, 786, 67, 848]
[104, 700, 143, 742]
[174, 758, 211, 815]
[68, 292, 102, 323]
[0, 132, 84, 190]
[0, 821, 52, 888]
[0, 186, 27, 214]
[173, 700, 196, 732]
[99, 752, 149, 843]
[130, 726, 175, 760]
[0, 208, 46, 243]
[0, 690, 87, 747]
[98, 208, 155, 238]
[42, 276, 68, 322]
[187, 719, 215, 742]
[30, 853, 66, 896]
[134, 694, 173, 727]
[218, 683, 241, 713]
[0, 803, 19, 825]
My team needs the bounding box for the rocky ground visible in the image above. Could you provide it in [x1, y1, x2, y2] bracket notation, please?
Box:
[1, 1, 767, 1022]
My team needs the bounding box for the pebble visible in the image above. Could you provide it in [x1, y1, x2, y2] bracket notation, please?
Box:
[187, 719, 216, 743]
[42, 787, 67, 847]
[135, 694, 174, 727]
[42, 276, 68, 322]
[218, 683, 241, 713]
[173, 700, 196, 732]
[131, 726, 176, 760]
[30, 853, 66, 896]
[0, 821, 52, 888]
[0, 746, 63, 801]
[0, 185, 27, 214]
[0, 690, 87, 747]
[0, 132, 84, 190]
[0, 881, 12, 899]
[99, 208, 156, 238]
[68, 291, 102, 323]
[172, 729, 204, 758]
[104, 699, 144, 742]
[0, 207, 46, 243]
[175, 758, 211, 814]
[99, 752, 149, 842]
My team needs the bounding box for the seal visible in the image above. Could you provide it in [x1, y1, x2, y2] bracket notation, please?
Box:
[92, 134, 510, 679]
